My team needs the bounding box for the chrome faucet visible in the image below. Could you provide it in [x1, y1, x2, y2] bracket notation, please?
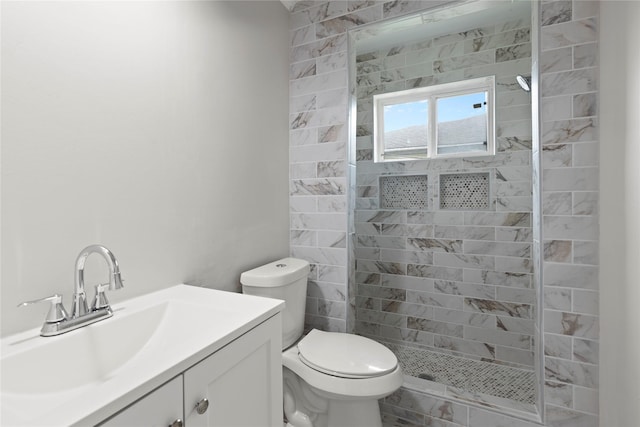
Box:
[18, 244, 124, 336]
[72, 244, 124, 318]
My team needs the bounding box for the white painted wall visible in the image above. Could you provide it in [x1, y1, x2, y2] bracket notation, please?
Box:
[599, 1, 640, 424]
[0, 1, 290, 336]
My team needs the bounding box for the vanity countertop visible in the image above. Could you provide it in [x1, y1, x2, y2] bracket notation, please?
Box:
[1, 284, 284, 426]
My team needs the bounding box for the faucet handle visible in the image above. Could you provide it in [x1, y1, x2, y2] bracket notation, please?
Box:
[92, 283, 111, 311]
[18, 294, 69, 323]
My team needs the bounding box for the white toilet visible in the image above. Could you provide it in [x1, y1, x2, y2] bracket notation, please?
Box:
[240, 257, 403, 427]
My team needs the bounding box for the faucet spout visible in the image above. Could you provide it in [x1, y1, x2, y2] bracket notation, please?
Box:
[72, 245, 123, 318]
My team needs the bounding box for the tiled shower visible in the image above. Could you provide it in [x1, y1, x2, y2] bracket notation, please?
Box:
[351, 2, 537, 409]
[289, 0, 599, 425]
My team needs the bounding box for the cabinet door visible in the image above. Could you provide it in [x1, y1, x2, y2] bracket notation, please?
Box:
[184, 314, 282, 427]
[99, 376, 184, 427]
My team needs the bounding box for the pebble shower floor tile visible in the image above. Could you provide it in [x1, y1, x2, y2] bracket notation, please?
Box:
[386, 343, 536, 405]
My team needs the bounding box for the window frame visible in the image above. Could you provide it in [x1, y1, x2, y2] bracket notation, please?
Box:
[373, 75, 496, 162]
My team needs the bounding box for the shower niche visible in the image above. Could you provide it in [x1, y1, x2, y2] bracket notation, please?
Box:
[347, 0, 542, 418]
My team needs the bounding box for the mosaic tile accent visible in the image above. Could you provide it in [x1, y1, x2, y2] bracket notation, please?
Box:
[439, 173, 490, 210]
[387, 342, 536, 405]
[380, 175, 429, 210]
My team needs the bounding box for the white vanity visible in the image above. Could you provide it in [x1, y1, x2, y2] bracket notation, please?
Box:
[1, 285, 284, 426]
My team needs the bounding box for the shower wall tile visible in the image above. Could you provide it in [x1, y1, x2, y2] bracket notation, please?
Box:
[288, 0, 599, 425]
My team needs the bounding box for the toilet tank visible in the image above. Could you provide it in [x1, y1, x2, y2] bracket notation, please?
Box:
[240, 258, 309, 349]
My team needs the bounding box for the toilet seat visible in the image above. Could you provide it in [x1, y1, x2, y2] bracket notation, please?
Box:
[297, 329, 398, 379]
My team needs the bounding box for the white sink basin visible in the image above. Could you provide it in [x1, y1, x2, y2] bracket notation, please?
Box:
[0, 284, 283, 426]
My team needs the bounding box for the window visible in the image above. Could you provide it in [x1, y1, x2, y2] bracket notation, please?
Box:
[373, 76, 495, 162]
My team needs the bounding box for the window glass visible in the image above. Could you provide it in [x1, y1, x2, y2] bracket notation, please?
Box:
[383, 100, 428, 156]
[436, 92, 488, 155]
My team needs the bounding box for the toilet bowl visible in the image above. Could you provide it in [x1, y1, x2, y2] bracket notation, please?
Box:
[240, 258, 403, 427]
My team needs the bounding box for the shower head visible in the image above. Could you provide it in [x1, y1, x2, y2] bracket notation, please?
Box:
[516, 74, 531, 92]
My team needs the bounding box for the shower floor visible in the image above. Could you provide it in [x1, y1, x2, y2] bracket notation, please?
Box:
[385, 343, 536, 405]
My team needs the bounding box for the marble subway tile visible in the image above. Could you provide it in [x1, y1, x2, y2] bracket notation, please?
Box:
[407, 317, 463, 337]
[573, 1, 599, 20]
[290, 24, 315, 47]
[290, 162, 317, 179]
[495, 43, 531, 63]
[317, 195, 347, 212]
[572, 289, 598, 315]
[545, 380, 573, 408]
[496, 315, 535, 334]
[463, 326, 531, 350]
[291, 34, 348, 64]
[573, 386, 599, 415]
[573, 92, 596, 118]
[542, 192, 572, 215]
[464, 298, 532, 319]
[544, 287, 572, 311]
[572, 142, 598, 167]
[385, 387, 469, 425]
[380, 249, 433, 265]
[468, 407, 540, 427]
[407, 238, 463, 253]
[495, 286, 535, 305]
[542, 118, 597, 145]
[434, 335, 495, 361]
[406, 289, 465, 310]
[291, 230, 317, 247]
[544, 240, 572, 263]
[317, 160, 346, 178]
[382, 301, 433, 318]
[544, 263, 598, 289]
[544, 356, 598, 388]
[545, 333, 573, 359]
[495, 345, 534, 366]
[466, 28, 530, 53]
[543, 215, 598, 240]
[464, 212, 531, 227]
[318, 299, 346, 317]
[463, 269, 531, 288]
[357, 307, 406, 327]
[541, 1, 572, 26]
[434, 280, 495, 300]
[357, 259, 406, 275]
[291, 178, 346, 196]
[574, 43, 598, 69]
[463, 241, 531, 258]
[544, 404, 598, 427]
[291, 212, 347, 231]
[318, 231, 347, 249]
[381, 274, 434, 291]
[542, 144, 572, 167]
[541, 94, 572, 121]
[572, 191, 598, 216]
[541, 17, 597, 50]
[573, 240, 598, 265]
[307, 280, 347, 302]
[495, 227, 533, 242]
[316, 6, 383, 38]
[433, 253, 496, 270]
[432, 307, 495, 328]
[541, 68, 597, 98]
[573, 337, 599, 365]
[544, 310, 598, 340]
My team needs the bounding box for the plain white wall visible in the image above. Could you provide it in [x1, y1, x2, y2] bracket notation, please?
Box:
[1, 1, 290, 336]
[599, 1, 640, 424]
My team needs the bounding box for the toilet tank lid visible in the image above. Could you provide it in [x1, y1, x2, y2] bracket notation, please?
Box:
[240, 257, 310, 287]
